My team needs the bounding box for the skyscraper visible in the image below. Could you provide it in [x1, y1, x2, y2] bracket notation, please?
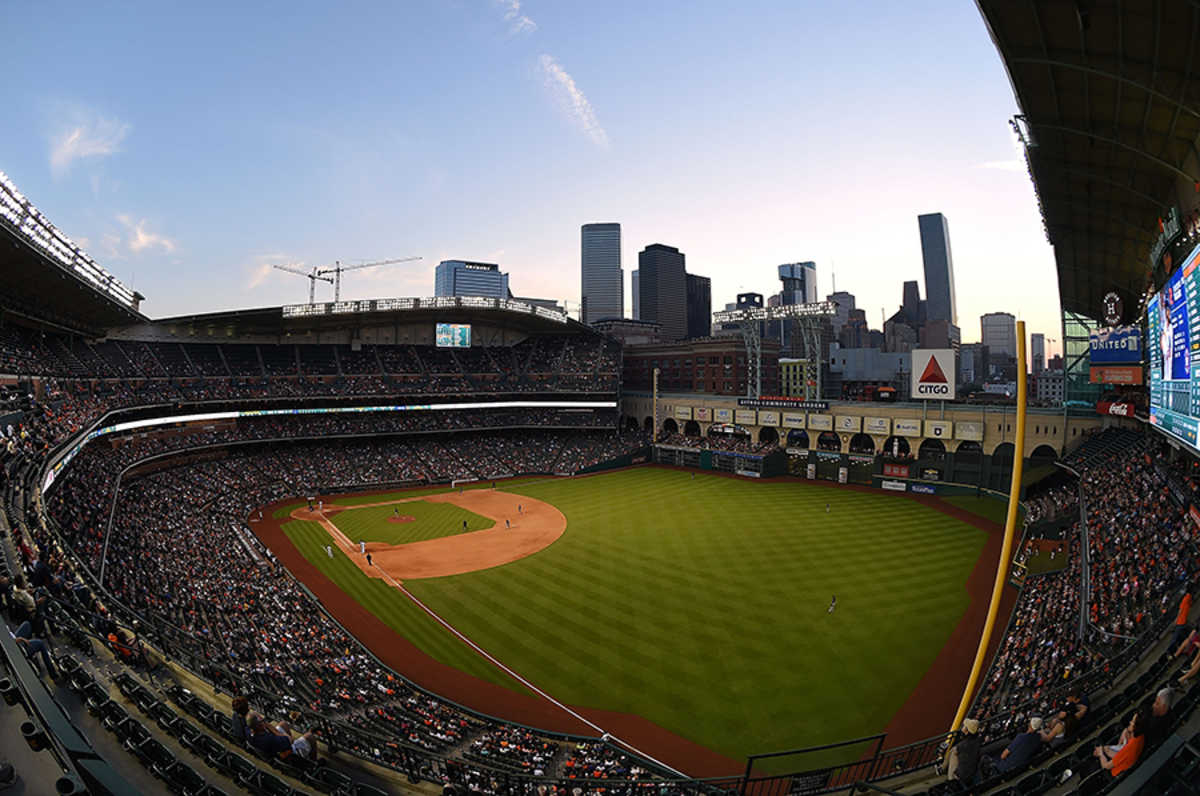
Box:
[1031, 333, 1045, 373]
[637, 244, 687, 341]
[778, 262, 818, 305]
[685, 273, 711, 339]
[434, 260, 509, 298]
[918, 213, 957, 326]
[580, 223, 622, 324]
[981, 312, 1017, 358]
[631, 270, 640, 320]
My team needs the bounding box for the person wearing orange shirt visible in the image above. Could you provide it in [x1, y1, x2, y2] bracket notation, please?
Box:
[1172, 591, 1193, 649]
[1092, 709, 1146, 778]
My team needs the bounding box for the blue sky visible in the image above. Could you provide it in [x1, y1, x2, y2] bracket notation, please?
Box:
[1, 1, 1060, 353]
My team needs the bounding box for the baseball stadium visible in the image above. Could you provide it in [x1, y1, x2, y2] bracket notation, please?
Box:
[3, 2, 1200, 795]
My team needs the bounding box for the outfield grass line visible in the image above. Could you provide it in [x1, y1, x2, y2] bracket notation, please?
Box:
[369, 564, 691, 778]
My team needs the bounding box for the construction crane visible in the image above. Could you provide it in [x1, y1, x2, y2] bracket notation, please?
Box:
[316, 257, 422, 302]
[273, 263, 333, 304]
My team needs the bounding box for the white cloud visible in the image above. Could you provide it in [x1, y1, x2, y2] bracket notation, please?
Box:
[498, 0, 536, 34]
[48, 108, 131, 177]
[979, 160, 1024, 172]
[539, 54, 609, 149]
[117, 214, 177, 254]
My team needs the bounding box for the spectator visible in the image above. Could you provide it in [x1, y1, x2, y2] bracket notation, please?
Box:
[993, 717, 1043, 774]
[944, 717, 981, 787]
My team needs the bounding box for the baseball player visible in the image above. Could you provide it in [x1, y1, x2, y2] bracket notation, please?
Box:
[505, 518, 511, 530]
[359, 540, 366, 555]
[828, 595, 837, 614]
[325, 545, 333, 559]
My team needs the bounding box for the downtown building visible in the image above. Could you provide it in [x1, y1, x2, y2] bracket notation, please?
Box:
[637, 244, 688, 341]
[580, 223, 623, 324]
[434, 260, 510, 298]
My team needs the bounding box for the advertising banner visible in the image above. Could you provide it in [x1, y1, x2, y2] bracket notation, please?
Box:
[911, 484, 936, 495]
[806, 462, 816, 479]
[735, 409, 757, 425]
[1096, 401, 1136, 417]
[838, 466, 848, 484]
[921, 467, 942, 481]
[757, 410, 780, 427]
[808, 414, 833, 431]
[881, 480, 908, 492]
[695, 407, 712, 422]
[1089, 365, 1144, 385]
[674, 406, 692, 420]
[835, 415, 862, 433]
[925, 420, 953, 439]
[956, 421, 984, 441]
[715, 408, 733, 423]
[864, 416, 891, 435]
[894, 418, 921, 437]
[911, 349, 956, 400]
[739, 398, 829, 410]
[1088, 326, 1142, 364]
[882, 463, 909, 478]
[782, 412, 806, 428]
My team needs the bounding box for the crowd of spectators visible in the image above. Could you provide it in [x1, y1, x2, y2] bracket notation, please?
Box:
[656, 432, 780, 455]
[24, 419, 657, 787]
[969, 432, 1198, 748]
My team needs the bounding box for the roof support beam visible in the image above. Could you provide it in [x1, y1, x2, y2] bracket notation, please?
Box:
[1030, 159, 1169, 207]
[1022, 118, 1200, 183]
[1006, 58, 1200, 123]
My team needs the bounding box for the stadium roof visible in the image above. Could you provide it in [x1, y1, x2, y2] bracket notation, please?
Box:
[978, 0, 1200, 321]
[0, 172, 146, 334]
[144, 299, 595, 338]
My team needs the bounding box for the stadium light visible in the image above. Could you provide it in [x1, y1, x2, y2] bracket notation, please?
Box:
[282, 296, 569, 323]
[712, 300, 837, 324]
[0, 170, 139, 311]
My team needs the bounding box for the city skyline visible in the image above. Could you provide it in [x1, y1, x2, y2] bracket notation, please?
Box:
[0, 2, 1060, 356]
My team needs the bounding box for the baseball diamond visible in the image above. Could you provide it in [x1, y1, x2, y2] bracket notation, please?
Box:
[250, 467, 1005, 770]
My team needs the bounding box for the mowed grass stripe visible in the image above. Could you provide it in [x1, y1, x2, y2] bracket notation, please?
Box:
[403, 469, 987, 762]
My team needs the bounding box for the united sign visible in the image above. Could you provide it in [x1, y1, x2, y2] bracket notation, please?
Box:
[910, 349, 956, 400]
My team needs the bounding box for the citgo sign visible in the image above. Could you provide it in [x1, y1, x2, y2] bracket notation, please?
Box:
[911, 349, 956, 400]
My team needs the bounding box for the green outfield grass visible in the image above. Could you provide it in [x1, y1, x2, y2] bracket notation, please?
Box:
[279, 469, 990, 764]
[942, 494, 1023, 527]
[329, 500, 492, 546]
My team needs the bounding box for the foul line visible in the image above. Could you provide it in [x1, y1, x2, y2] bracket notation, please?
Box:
[371, 564, 688, 779]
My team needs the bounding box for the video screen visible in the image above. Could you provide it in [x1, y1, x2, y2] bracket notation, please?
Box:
[1148, 248, 1200, 448]
[435, 322, 471, 348]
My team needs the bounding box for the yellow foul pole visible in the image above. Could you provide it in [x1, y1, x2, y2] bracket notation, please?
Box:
[948, 320, 1027, 735]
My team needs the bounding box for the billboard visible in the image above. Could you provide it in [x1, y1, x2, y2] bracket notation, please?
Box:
[735, 409, 757, 425]
[1089, 365, 1144, 385]
[715, 408, 733, 422]
[695, 407, 712, 422]
[956, 421, 984, 441]
[835, 415, 861, 433]
[435, 323, 471, 348]
[894, 418, 922, 437]
[808, 414, 833, 431]
[864, 416, 891, 435]
[782, 412, 806, 428]
[925, 420, 953, 439]
[674, 406, 692, 420]
[1088, 326, 1142, 364]
[911, 349, 956, 400]
[1148, 246, 1200, 451]
[757, 410, 780, 426]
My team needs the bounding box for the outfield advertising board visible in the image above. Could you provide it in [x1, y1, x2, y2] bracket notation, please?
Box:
[910, 349, 956, 400]
[894, 418, 921, 437]
[882, 463, 909, 477]
[881, 480, 908, 492]
[1088, 325, 1142, 364]
[735, 409, 757, 425]
[864, 416, 891, 435]
[674, 406, 692, 420]
[715, 408, 733, 422]
[695, 407, 712, 422]
[808, 414, 833, 431]
[782, 412, 806, 428]
[925, 420, 952, 439]
[956, 421, 984, 441]
[757, 410, 780, 426]
[911, 484, 936, 495]
[836, 415, 862, 433]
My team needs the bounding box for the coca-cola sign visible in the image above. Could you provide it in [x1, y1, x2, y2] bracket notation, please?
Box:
[1096, 401, 1135, 417]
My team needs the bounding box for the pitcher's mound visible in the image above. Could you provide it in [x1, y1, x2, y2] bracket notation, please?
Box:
[387, 515, 416, 524]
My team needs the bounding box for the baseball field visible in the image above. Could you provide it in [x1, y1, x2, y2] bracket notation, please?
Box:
[257, 468, 999, 773]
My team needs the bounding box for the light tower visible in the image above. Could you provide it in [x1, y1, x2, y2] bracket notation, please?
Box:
[712, 300, 836, 399]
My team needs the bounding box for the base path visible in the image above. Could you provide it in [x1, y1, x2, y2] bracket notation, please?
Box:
[291, 490, 565, 582]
